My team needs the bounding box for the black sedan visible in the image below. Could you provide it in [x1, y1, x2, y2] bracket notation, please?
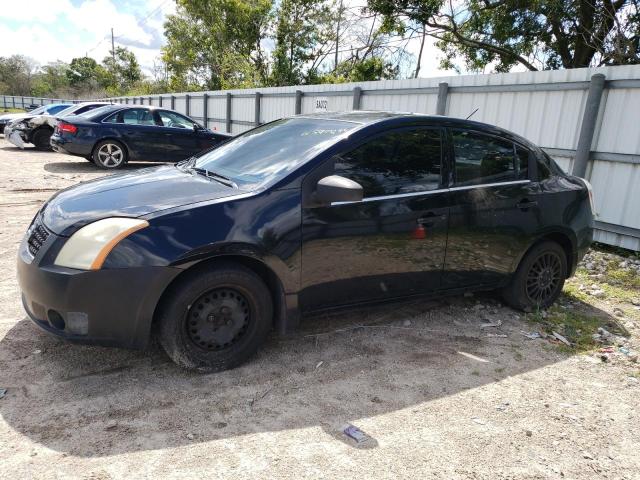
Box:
[18, 112, 594, 372]
[50, 105, 231, 168]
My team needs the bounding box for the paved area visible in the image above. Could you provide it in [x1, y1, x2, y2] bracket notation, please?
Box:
[0, 139, 639, 479]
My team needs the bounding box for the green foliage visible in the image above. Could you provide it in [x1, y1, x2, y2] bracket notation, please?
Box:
[31, 62, 69, 97]
[101, 47, 143, 95]
[162, 0, 273, 90]
[0, 55, 37, 95]
[270, 0, 335, 86]
[367, 0, 640, 72]
[314, 57, 398, 83]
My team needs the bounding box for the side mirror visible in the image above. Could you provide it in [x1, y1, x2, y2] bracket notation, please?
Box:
[315, 175, 363, 205]
[193, 123, 203, 131]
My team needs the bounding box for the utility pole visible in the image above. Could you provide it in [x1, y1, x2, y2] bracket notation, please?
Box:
[111, 28, 115, 63]
[334, 0, 343, 71]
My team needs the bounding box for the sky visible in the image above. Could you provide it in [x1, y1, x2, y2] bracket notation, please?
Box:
[0, 0, 176, 75]
[0, 0, 454, 79]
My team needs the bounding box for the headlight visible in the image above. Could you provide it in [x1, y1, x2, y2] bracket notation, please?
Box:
[54, 218, 149, 270]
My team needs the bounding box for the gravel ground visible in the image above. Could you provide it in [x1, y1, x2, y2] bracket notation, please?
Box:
[0, 139, 639, 479]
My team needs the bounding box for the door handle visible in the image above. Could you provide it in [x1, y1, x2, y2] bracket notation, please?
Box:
[517, 198, 538, 211]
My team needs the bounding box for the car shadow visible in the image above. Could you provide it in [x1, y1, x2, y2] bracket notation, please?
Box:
[0, 293, 619, 457]
[43, 161, 166, 174]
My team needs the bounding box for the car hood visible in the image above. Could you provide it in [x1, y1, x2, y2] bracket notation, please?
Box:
[42, 165, 246, 236]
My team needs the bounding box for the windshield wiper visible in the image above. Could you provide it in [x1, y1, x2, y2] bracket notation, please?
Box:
[191, 167, 238, 188]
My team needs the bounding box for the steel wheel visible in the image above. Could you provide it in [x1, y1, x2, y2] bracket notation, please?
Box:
[96, 143, 124, 168]
[186, 287, 251, 351]
[525, 251, 562, 305]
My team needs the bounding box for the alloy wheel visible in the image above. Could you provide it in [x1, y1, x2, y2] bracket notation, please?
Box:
[97, 143, 124, 168]
[186, 287, 251, 351]
[525, 251, 562, 304]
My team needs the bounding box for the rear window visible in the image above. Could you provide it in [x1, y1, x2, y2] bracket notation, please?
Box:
[452, 130, 531, 186]
[79, 106, 117, 119]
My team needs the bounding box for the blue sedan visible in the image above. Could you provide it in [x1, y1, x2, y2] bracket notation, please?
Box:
[50, 105, 231, 168]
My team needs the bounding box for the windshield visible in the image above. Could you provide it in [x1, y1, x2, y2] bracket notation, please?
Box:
[79, 105, 116, 119]
[192, 117, 355, 190]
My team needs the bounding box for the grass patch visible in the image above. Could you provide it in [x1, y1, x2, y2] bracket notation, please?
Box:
[1, 107, 25, 113]
[606, 268, 640, 290]
[526, 306, 627, 352]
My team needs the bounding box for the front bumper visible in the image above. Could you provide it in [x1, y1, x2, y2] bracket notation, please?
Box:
[17, 220, 180, 349]
[4, 125, 26, 148]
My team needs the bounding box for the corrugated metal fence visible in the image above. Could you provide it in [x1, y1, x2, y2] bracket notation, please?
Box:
[2, 65, 639, 250]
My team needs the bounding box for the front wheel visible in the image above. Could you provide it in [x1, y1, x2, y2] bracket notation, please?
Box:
[32, 129, 53, 151]
[502, 241, 567, 311]
[92, 140, 127, 169]
[157, 262, 273, 372]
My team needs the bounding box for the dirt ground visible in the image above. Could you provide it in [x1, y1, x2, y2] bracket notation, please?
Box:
[0, 139, 639, 479]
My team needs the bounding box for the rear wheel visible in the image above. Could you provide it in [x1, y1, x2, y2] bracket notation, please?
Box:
[92, 140, 127, 169]
[32, 129, 52, 151]
[502, 241, 567, 311]
[158, 262, 273, 372]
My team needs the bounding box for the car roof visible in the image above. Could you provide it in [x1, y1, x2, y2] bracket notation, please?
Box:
[299, 111, 539, 150]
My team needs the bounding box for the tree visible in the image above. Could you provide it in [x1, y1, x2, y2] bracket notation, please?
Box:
[0, 55, 38, 95]
[367, 0, 640, 72]
[162, 0, 273, 90]
[99, 46, 142, 95]
[270, 0, 335, 85]
[67, 57, 102, 87]
[31, 62, 70, 97]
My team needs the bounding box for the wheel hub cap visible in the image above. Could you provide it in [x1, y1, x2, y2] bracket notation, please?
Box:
[526, 252, 562, 304]
[187, 288, 250, 351]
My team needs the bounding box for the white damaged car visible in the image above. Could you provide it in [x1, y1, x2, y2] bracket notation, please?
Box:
[0, 103, 71, 134]
[4, 102, 108, 150]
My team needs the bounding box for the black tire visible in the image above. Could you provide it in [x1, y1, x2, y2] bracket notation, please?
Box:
[157, 262, 273, 372]
[32, 129, 52, 151]
[503, 241, 567, 311]
[92, 139, 127, 169]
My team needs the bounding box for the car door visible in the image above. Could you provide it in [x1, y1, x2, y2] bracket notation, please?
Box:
[156, 110, 208, 161]
[300, 126, 449, 310]
[442, 129, 542, 288]
[116, 108, 166, 160]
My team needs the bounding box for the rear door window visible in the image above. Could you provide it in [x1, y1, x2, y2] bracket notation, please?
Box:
[158, 110, 196, 129]
[334, 127, 442, 197]
[452, 130, 527, 186]
[121, 109, 156, 126]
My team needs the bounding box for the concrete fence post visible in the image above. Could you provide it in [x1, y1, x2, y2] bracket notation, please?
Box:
[12, 96, 15, 108]
[202, 93, 208, 128]
[170, 95, 175, 110]
[159, 95, 163, 107]
[225, 93, 232, 133]
[185, 93, 190, 116]
[21, 96, 25, 109]
[295, 90, 302, 114]
[254, 91, 262, 126]
[352, 86, 362, 110]
[436, 82, 449, 115]
[573, 73, 606, 178]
